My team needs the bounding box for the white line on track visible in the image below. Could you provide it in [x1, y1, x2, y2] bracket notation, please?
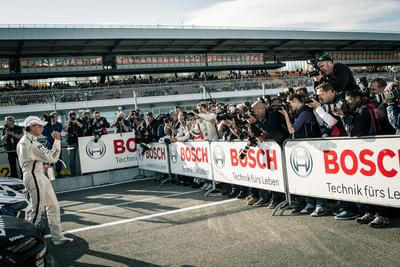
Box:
[46, 198, 237, 238]
[61, 189, 202, 216]
[56, 177, 155, 194]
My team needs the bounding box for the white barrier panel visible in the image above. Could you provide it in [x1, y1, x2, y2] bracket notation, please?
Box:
[169, 141, 212, 180]
[211, 141, 285, 193]
[138, 142, 169, 174]
[78, 132, 138, 174]
[284, 137, 400, 208]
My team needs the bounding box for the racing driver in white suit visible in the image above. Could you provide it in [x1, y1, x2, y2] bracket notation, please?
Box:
[17, 116, 73, 245]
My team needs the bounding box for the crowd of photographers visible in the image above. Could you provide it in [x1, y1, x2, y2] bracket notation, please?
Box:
[2, 54, 399, 228]
[132, 54, 400, 228]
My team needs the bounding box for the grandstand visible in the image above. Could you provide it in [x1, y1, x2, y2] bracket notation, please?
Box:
[0, 25, 400, 123]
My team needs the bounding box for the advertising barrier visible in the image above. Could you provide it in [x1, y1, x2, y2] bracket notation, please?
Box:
[284, 136, 400, 208]
[169, 141, 213, 180]
[211, 141, 285, 193]
[137, 142, 170, 174]
[78, 132, 138, 174]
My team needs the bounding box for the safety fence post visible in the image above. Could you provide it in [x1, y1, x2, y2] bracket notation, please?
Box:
[205, 139, 222, 197]
[272, 142, 292, 216]
[159, 143, 175, 187]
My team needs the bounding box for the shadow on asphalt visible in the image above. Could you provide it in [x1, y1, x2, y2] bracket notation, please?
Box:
[47, 235, 161, 267]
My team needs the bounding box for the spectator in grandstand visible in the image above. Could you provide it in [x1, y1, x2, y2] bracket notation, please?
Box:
[64, 111, 84, 176]
[314, 54, 360, 92]
[1, 116, 23, 178]
[42, 112, 64, 175]
[369, 78, 396, 135]
[111, 112, 130, 134]
[81, 110, 91, 136]
[88, 111, 110, 140]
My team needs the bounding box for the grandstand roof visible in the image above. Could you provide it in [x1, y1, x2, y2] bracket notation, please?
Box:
[1, 25, 400, 60]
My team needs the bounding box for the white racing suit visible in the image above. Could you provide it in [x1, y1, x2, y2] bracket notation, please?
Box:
[17, 132, 66, 242]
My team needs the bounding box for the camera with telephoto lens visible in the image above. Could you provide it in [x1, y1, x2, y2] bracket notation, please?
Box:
[371, 86, 400, 104]
[239, 136, 258, 159]
[322, 98, 348, 113]
[307, 59, 322, 77]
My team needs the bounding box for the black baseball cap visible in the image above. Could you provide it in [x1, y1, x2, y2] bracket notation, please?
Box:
[318, 54, 333, 62]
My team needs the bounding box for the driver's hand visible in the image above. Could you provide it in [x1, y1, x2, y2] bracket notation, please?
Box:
[51, 132, 61, 140]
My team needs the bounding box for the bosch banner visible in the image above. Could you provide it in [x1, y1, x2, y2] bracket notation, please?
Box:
[211, 141, 285, 193]
[137, 142, 169, 173]
[78, 132, 138, 174]
[169, 141, 212, 180]
[284, 137, 400, 208]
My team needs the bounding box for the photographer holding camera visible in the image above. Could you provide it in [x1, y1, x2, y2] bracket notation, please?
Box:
[81, 110, 91, 136]
[42, 112, 63, 176]
[193, 102, 219, 141]
[280, 94, 327, 216]
[1, 116, 23, 178]
[111, 112, 130, 134]
[369, 78, 396, 135]
[314, 54, 359, 93]
[88, 111, 110, 139]
[243, 99, 289, 208]
[386, 82, 400, 134]
[307, 83, 347, 137]
[64, 111, 84, 176]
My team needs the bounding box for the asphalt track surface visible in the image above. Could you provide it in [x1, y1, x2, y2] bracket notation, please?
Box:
[48, 178, 400, 267]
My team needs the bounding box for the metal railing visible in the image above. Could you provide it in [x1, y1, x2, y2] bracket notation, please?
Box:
[1, 24, 399, 34]
[0, 73, 390, 107]
[0, 77, 313, 106]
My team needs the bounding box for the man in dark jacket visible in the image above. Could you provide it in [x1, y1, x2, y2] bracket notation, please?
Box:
[88, 111, 110, 139]
[64, 111, 84, 176]
[314, 54, 360, 93]
[42, 112, 63, 175]
[280, 94, 325, 216]
[1, 116, 23, 178]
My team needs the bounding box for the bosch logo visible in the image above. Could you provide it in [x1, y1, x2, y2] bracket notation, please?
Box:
[86, 139, 106, 159]
[170, 145, 178, 163]
[290, 146, 313, 177]
[213, 145, 225, 169]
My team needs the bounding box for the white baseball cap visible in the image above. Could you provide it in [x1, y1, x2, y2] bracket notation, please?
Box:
[24, 116, 47, 128]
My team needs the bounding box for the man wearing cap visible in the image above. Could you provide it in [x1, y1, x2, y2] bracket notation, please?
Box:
[42, 112, 64, 176]
[315, 54, 360, 92]
[17, 116, 73, 245]
[1, 116, 23, 178]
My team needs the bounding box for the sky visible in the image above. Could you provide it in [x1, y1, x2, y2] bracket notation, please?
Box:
[1, 0, 400, 32]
